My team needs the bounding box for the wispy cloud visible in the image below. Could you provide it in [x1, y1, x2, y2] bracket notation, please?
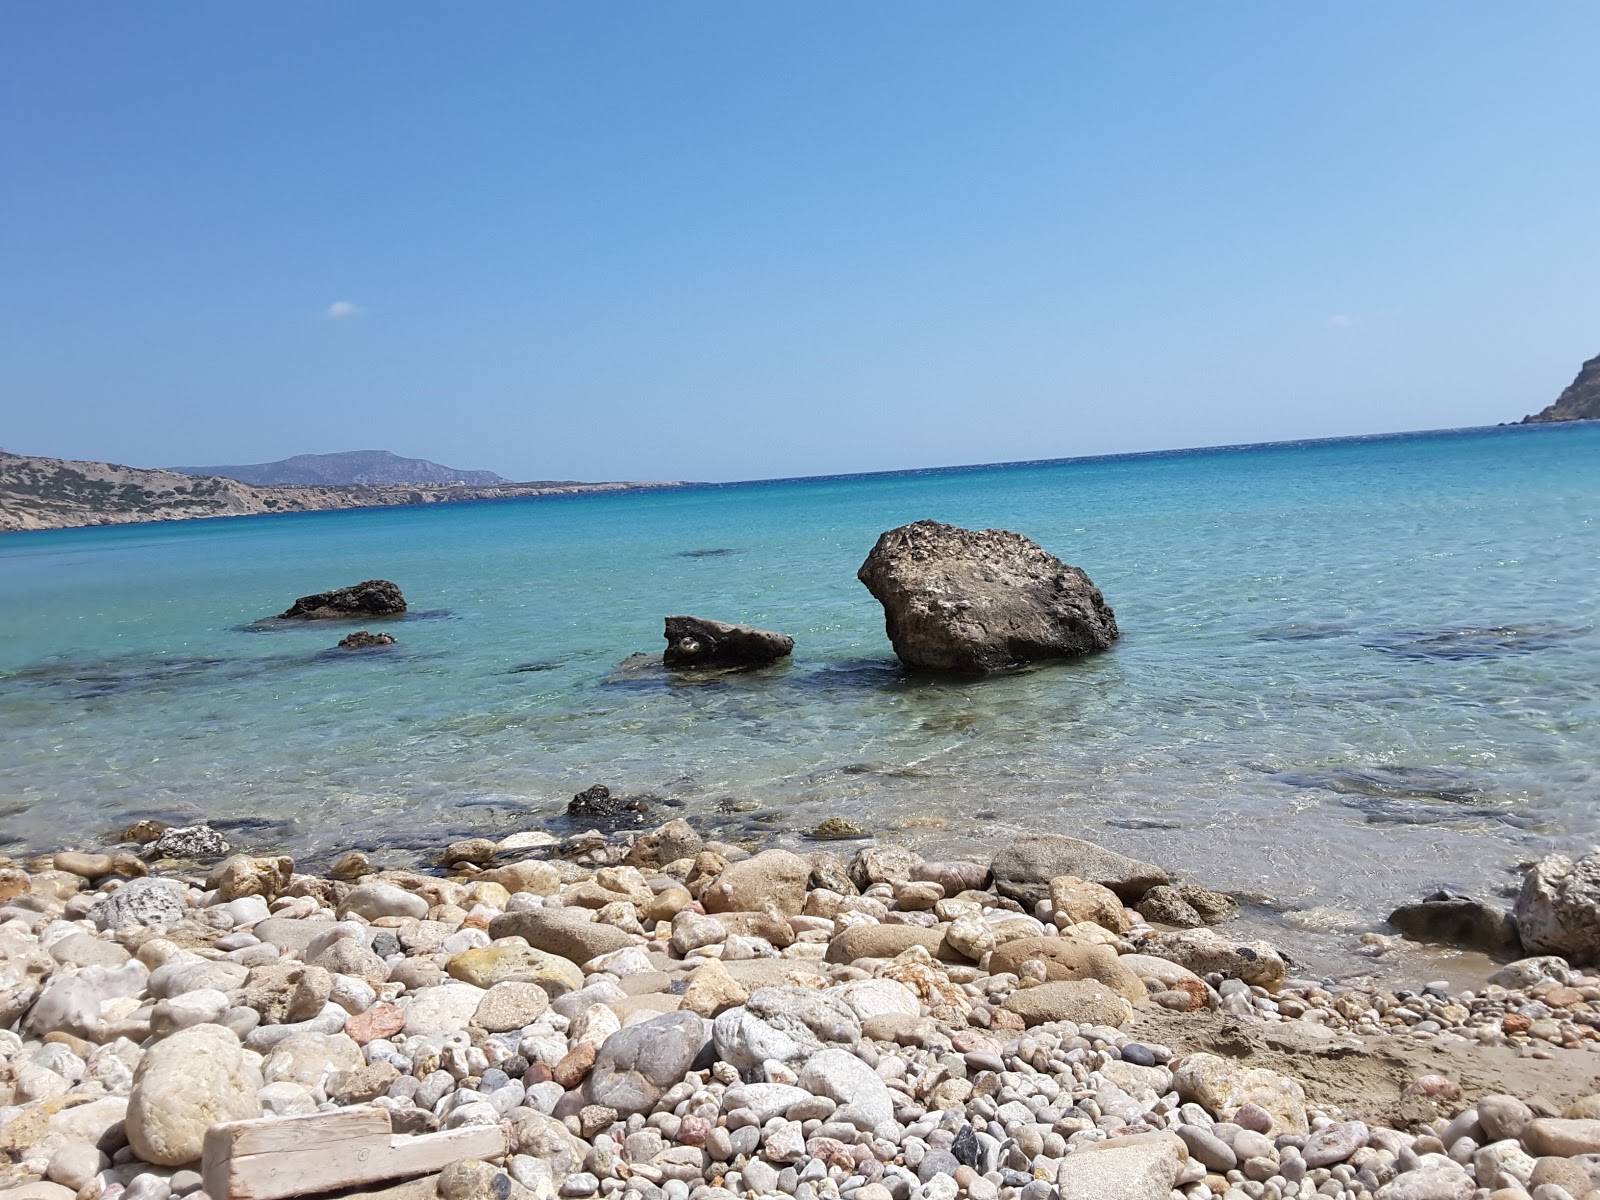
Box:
[1326, 313, 1355, 329]
[325, 300, 363, 320]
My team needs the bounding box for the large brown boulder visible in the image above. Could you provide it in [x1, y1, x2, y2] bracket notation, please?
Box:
[662, 616, 794, 669]
[278, 579, 406, 620]
[856, 521, 1117, 671]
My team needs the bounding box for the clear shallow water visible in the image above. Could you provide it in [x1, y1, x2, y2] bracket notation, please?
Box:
[2, 423, 1597, 975]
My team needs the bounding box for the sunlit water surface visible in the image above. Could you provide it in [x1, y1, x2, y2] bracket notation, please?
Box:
[3, 423, 1596, 977]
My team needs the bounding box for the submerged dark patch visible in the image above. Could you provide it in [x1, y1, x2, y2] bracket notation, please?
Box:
[1271, 764, 1483, 803]
[1363, 622, 1584, 661]
[677, 548, 740, 558]
[508, 662, 563, 674]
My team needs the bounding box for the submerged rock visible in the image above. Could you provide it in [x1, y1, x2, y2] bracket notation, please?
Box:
[277, 579, 406, 621]
[856, 520, 1118, 671]
[1389, 890, 1522, 955]
[661, 615, 794, 669]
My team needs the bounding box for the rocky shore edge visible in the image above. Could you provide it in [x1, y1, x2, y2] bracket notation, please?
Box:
[4, 819, 1600, 1200]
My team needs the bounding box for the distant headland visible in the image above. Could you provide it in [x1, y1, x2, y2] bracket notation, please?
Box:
[0, 449, 684, 533]
[1523, 352, 1600, 423]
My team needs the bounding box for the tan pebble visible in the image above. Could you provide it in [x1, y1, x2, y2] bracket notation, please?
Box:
[330, 852, 372, 880]
[53, 853, 114, 880]
[443, 838, 497, 866]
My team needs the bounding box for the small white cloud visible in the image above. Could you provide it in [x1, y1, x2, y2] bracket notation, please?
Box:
[1326, 314, 1355, 329]
[325, 300, 362, 319]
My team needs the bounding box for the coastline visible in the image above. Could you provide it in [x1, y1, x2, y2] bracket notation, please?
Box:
[3, 815, 1598, 1200]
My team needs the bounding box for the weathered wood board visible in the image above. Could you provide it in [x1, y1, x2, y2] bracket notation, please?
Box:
[201, 1107, 506, 1200]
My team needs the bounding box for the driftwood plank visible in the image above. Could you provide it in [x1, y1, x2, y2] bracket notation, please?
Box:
[202, 1107, 507, 1200]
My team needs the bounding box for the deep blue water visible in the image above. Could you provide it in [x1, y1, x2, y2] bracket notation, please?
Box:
[2, 422, 1596, 971]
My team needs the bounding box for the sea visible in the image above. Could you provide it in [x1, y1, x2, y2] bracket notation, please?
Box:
[2, 422, 1596, 976]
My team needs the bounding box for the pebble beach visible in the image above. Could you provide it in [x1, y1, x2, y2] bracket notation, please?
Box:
[5, 815, 1600, 1200]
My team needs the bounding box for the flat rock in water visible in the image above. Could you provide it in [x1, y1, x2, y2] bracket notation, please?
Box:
[856, 520, 1118, 671]
[662, 615, 794, 669]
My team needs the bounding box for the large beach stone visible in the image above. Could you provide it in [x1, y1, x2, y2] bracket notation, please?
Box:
[1054, 1132, 1185, 1200]
[1523, 1118, 1600, 1157]
[26, 960, 148, 1038]
[1372, 1162, 1475, 1199]
[474, 981, 550, 1032]
[824, 924, 959, 964]
[662, 616, 794, 669]
[447, 945, 584, 997]
[126, 1024, 263, 1165]
[1142, 928, 1288, 991]
[1002, 980, 1134, 1028]
[826, 978, 921, 1023]
[207, 855, 294, 902]
[992, 835, 1167, 907]
[700, 850, 810, 917]
[88, 878, 185, 932]
[680, 959, 748, 1018]
[261, 1031, 364, 1090]
[712, 987, 861, 1071]
[402, 984, 488, 1037]
[1172, 1052, 1308, 1133]
[278, 579, 406, 620]
[477, 859, 563, 896]
[628, 819, 703, 868]
[586, 1011, 711, 1115]
[987, 938, 1148, 1002]
[338, 882, 428, 922]
[1049, 875, 1133, 933]
[856, 520, 1118, 671]
[796, 1048, 895, 1129]
[1515, 852, 1600, 963]
[487, 909, 640, 965]
[1388, 891, 1522, 955]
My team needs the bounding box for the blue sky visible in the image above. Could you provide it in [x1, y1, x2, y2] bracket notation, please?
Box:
[3, 5, 1597, 482]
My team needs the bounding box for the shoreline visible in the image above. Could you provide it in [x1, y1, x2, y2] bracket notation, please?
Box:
[2, 815, 1598, 1200]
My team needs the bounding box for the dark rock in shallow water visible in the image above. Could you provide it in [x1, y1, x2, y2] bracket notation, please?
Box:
[149, 823, 230, 861]
[567, 784, 648, 824]
[856, 520, 1117, 671]
[661, 616, 794, 669]
[1389, 890, 1522, 955]
[337, 631, 396, 650]
[278, 579, 406, 621]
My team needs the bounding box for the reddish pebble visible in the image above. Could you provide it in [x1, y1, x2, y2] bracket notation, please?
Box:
[678, 1115, 712, 1146]
[345, 1002, 406, 1045]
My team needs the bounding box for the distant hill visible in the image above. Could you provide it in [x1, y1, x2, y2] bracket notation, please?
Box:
[0, 450, 681, 533]
[1523, 353, 1600, 423]
[172, 450, 509, 487]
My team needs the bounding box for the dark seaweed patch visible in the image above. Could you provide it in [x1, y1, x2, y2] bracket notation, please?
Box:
[1255, 624, 1356, 643]
[677, 548, 740, 558]
[508, 662, 563, 674]
[1363, 622, 1584, 661]
[1271, 764, 1483, 803]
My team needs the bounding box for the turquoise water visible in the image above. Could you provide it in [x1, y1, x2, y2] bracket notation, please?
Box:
[2, 423, 1597, 971]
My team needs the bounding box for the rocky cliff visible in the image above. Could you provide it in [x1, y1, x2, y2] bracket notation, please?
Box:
[0, 451, 680, 533]
[1523, 353, 1600, 423]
